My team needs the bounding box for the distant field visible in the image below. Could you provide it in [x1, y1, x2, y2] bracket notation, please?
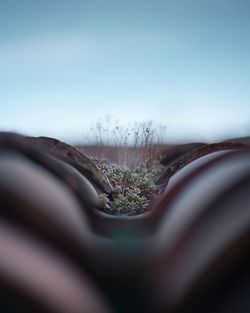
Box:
[77, 144, 175, 167]
[77, 136, 250, 167]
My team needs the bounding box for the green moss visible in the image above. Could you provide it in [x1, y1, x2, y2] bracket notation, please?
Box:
[94, 159, 160, 216]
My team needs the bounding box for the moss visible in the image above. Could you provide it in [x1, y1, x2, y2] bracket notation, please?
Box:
[94, 159, 160, 216]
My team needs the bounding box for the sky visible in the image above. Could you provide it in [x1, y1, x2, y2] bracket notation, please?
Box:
[0, 0, 250, 143]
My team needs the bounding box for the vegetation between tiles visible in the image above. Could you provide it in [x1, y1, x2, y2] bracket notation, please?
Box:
[94, 159, 162, 216]
[83, 119, 168, 216]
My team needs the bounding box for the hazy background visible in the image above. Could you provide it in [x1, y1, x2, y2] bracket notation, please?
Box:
[0, 0, 250, 144]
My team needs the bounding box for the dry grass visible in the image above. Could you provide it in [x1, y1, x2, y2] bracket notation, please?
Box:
[84, 118, 167, 169]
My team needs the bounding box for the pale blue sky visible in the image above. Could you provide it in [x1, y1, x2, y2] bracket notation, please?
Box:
[0, 0, 250, 143]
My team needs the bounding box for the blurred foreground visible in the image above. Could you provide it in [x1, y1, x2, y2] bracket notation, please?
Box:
[0, 132, 249, 313]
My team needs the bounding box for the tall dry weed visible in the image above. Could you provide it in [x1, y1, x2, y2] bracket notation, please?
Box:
[84, 117, 167, 169]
